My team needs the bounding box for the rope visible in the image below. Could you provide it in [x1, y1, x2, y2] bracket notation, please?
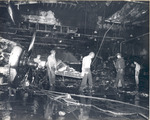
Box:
[138, 113, 149, 120]
[92, 23, 114, 65]
[92, 105, 137, 116]
[21, 86, 148, 111]
[41, 90, 148, 111]
[22, 87, 149, 119]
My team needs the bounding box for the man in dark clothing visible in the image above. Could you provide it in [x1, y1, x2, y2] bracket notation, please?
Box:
[114, 53, 125, 88]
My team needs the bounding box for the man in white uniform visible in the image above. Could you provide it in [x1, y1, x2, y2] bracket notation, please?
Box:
[46, 50, 57, 87]
[134, 61, 141, 89]
[79, 52, 95, 92]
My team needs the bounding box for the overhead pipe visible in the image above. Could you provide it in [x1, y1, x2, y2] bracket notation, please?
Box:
[0, 30, 17, 35]
[18, 41, 69, 47]
[4, 33, 86, 43]
[7, 27, 124, 40]
[120, 33, 149, 53]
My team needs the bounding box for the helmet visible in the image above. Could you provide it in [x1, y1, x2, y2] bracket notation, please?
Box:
[50, 50, 56, 54]
[89, 52, 95, 58]
[116, 53, 121, 57]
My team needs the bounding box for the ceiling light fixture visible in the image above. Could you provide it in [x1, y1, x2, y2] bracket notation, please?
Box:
[94, 31, 97, 34]
[137, 38, 140, 40]
[71, 36, 74, 39]
[45, 34, 49, 37]
[130, 34, 133, 37]
[77, 33, 80, 37]
[59, 40, 62, 43]
[111, 38, 114, 41]
[142, 10, 147, 14]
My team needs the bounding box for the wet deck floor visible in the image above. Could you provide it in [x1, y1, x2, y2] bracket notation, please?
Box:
[0, 81, 149, 120]
[0, 68, 149, 120]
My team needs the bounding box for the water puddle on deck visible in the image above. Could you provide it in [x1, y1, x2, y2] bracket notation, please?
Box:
[0, 86, 149, 120]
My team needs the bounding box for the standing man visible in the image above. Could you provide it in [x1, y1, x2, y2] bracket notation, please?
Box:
[46, 50, 57, 87]
[134, 61, 141, 89]
[114, 53, 125, 88]
[79, 52, 95, 92]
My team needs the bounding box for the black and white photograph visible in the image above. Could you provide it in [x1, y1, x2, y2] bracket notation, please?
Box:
[0, 0, 149, 120]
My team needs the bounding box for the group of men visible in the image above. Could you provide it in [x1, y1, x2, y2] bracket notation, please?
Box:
[34, 50, 141, 91]
[33, 50, 56, 88]
[80, 52, 141, 91]
[114, 53, 141, 89]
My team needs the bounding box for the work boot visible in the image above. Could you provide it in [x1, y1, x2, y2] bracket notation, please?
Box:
[79, 86, 87, 92]
[88, 86, 94, 93]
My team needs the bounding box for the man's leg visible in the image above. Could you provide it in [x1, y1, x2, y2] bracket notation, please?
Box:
[115, 71, 120, 88]
[47, 68, 53, 87]
[135, 71, 139, 88]
[120, 71, 125, 88]
[87, 71, 93, 89]
[80, 74, 88, 91]
[51, 68, 56, 85]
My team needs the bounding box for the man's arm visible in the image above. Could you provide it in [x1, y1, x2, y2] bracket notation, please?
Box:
[113, 60, 116, 68]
